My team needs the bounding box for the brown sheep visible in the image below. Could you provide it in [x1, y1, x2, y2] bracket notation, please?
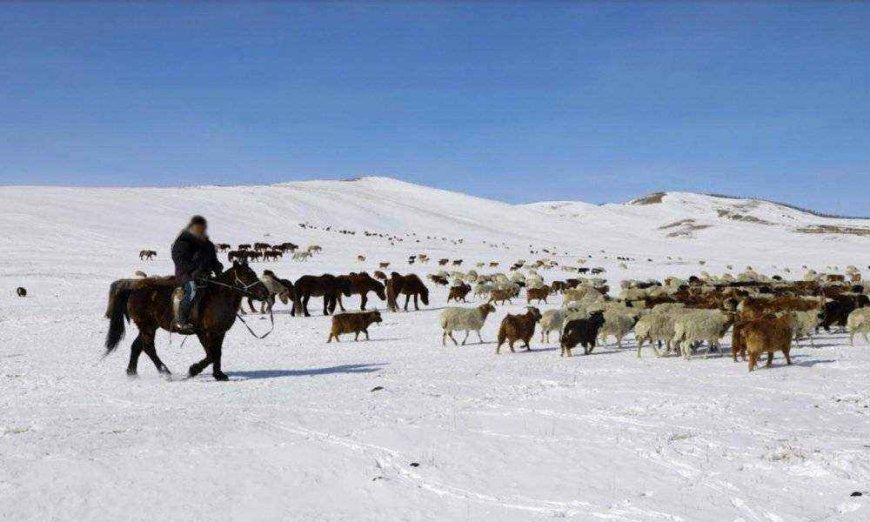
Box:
[447, 283, 471, 303]
[438, 258, 450, 266]
[327, 310, 383, 342]
[743, 313, 794, 371]
[526, 285, 550, 304]
[489, 286, 519, 305]
[496, 307, 542, 354]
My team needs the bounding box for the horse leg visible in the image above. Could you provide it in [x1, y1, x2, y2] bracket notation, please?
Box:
[141, 330, 171, 375]
[338, 295, 346, 312]
[302, 294, 311, 317]
[413, 294, 419, 311]
[403, 294, 410, 312]
[189, 332, 213, 378]
[126, 334, 144, 377]
[360, 292, 367, 311]
[210, 332, 228, 381]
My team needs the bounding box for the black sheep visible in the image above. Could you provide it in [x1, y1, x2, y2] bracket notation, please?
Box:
[560, 311, 606, 357]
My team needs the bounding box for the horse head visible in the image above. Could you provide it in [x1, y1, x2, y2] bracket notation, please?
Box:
[231, 261, 270, 301]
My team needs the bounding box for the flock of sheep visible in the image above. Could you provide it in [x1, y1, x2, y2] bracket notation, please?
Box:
[276, 250, 870, 372]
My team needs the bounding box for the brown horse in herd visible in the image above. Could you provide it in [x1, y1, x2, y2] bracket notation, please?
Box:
[293, 274, 352, 316]
[336, 272, 387, 311]
[386, 272, 430, 312]
[104, 261, 269, 381]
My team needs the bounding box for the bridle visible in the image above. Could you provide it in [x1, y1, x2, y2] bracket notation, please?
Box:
[207, 270, 265, 296]
[205, 268, 275, 339]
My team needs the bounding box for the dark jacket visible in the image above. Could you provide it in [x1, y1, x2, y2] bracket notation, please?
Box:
[171, 230, 224, 284]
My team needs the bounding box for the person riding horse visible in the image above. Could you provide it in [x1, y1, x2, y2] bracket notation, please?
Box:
[171, 215, 223, 330]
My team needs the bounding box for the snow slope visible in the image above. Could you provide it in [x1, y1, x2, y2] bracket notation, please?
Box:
[1, 177, 869, 521]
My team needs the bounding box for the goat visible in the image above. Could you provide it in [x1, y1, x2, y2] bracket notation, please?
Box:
[526, 285, 550, 304]
[560, 311, 606, 356]
[847, 308, 870, 346]
[447, 283, 472, 303]
[496, 307, 542, 353]
[672, 310, 734, 359]
[743, 313, 794, 371]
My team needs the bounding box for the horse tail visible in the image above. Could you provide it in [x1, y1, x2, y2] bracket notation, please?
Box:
[105, 280, 133, 354]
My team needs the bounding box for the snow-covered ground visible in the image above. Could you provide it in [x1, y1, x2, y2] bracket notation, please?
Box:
[1, 177, 868, 521]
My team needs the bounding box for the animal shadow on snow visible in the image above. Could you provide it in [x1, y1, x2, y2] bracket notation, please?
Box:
[228, 363, 387, 381]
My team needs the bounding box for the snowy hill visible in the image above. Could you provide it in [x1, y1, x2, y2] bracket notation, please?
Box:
[1, 178, 866, 275]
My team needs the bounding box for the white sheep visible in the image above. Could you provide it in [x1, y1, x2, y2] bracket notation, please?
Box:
[635, 306, 690, 357]
[439, 303, 498, 346]
[672, 310, 734, 359]
[526, 275, 545, 289]
[598, 310, 638, 349]
[847, 308, 870, 346]
[539, 309, 566, 344]
[790, 310, 819, 347]
[473, 281, 494, 298]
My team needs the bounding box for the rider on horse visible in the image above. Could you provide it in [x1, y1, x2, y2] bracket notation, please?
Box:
[171, 215, 223, 330]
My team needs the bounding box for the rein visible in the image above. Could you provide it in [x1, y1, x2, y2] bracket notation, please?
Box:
[206, 271, 276, 339]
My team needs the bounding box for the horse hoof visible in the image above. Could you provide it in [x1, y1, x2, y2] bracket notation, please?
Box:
[188, 364, 203, 378]
[213, 372, 229, 382]
[159, 367, 172, 376]
[126, 369, 138, 378]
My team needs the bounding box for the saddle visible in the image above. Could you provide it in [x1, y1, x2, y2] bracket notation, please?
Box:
[170, 280, 208, 334]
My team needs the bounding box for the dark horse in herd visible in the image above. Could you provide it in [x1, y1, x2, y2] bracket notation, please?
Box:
[104, 260, 269, 380]
[293, 272, 387, 316]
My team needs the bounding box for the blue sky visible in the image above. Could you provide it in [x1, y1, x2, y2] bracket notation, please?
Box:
[1, 2, 868, 215]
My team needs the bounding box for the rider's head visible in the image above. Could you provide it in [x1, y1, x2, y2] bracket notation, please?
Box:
[188, 215, 207, 239]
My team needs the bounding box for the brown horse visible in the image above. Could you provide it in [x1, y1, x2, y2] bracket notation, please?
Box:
[104, 261, 269, 381]
[293, 274, 352, 316]
[336, 272, 386, 311]
[386, 272, 429, 312]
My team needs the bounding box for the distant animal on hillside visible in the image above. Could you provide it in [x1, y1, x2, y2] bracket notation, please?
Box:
[379, 262, 390, 269]
[292, 251, 313, 261]
[327, 311, 383, 342]
[386, 273, 429, 312]
[215, 243, 231, 252]
[139, 250, 157, 260]
[16, 287, 27, 297]
[357, 255, 366, 263]
[438, 258, 449, 266]
[133, 271, 148, 279]
[452, 259, 463, 266]
[238, 244, 251, 250]
[373, 271, 388, 281]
